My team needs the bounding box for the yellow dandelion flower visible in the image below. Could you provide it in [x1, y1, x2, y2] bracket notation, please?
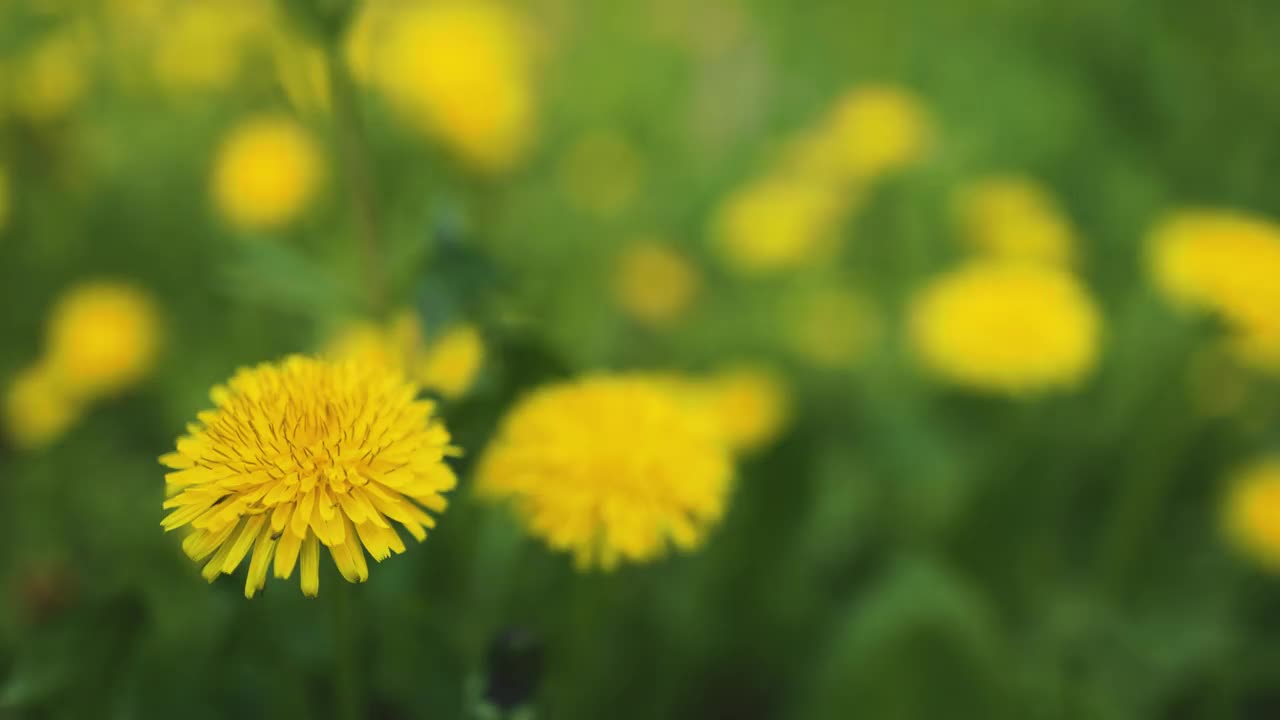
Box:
[212, 115, 323, 231]
[4, 363, 83, 451]
[954, 175, 1075, 265]
[713, 176, 846, 274]
[476, 375, 733, 570]
[701, 366, 791, 454]
[324, 317, 415, 377]
[13, 31, 88, 123]
[613, 240, 700, 328]
[151, 0, 268, 93]
[1149, 210, 1280, 331]
[375, 1, 535, 172]
[784, 286, 878, 368]
[557, 131, 644, 217]
[823, 85, 932, 181]
[160, 356, 458, 598]
[416, 324, 484, 400]
[909, 261, 1101, 393]
[1225, 458, 1280, 569]
[45, 281, 161, 399]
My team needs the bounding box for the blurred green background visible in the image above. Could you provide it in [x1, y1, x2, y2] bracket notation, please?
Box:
[3, 0, 1280, 718]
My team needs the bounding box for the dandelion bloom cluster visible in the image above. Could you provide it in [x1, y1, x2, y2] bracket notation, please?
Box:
[910, 261, 1101, 393]
[954, 175, 1075, 265]
[161, 356, 457, 597]
[1149, 210, 1280, 372]
[476, 375, 733, 570]
[326, 309, 484, 401]
[212, 115, 323, 231]
[374, 1, 535, 172]
[613, 240, 701, 328]
[1224, 458, 1280, 569]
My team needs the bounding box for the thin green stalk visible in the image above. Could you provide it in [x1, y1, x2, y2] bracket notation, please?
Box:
[331, 580, 363, 720]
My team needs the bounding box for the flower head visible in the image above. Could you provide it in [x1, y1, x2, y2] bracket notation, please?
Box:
[476, 375, 733, 570]
[699, 366, 791, 454]
[212, 115, 323, 231]
[909, 261, 1101, 393]
[161, 356, 457, 597]
[1225, 457, 1280, 569]
[713, 176, 845, 274]
[954, 175, 1075, 265]
[325, 310, 484, 401]
[823, 85, 932, 181]
[46, 281, 161, 399]
[4, 363, 83, 451]
[416, 324, 485, 400]
[375, 1, 535, 172]
[151, 0, 269, 93]
[613, 240, 701, 328]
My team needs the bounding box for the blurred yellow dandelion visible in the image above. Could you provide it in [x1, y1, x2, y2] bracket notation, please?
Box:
[4, 363, 83, 451]
[954, 175, 1075, 265]
[416, 324, 485, 400]
[1225, 458, 1280, 569]
[701, 365, 791, 454]
[476, 375, 733, 570]
[557, 131, 644, 217]
[13, 31, 88, 123]
[376, 1, 535, 172]
[713, 176, 846, 274]
[160, 356, 458, 597]
[45, 281, 161, 399]
[613, 240, 701, 328]
[152, 1, 268, 94]
[909, 261, 1101, 393]
[212, 115, 323, 231]
[824, 85, 932, 181]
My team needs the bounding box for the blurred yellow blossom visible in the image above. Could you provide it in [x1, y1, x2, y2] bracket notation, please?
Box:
[713, 176, 846, 274]
[784, 286, 878, 368]
[1150, 210, 1280, 337]
[375, 1, 536, 172]
[476, 375, 733, 570]
[46, 281, 162, 399]
[326, 310, 483, 401]
[613, 240, 701, 328]
[955, 175, 1075, 265]
[701, 365, 791, 454]
[823, 85, 932, 181]
[212, 115, 323, 231]
[4, 363, 83, 451]
[557, 131, 644, 217]
[161, 356, 457, 597]
[417, 324, 485, 400]
[910, 261, 1101, 394]
[1225, 457, 1280, 569]
[151, 1, 268, 94]
[12, 31, 88, 123]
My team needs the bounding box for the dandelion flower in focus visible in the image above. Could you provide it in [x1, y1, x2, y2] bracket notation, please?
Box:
[476, 375, 733, 570]
[1225, 458, 1280, 569]
[954, 175, 1075, 265]
[375, 1, 536, 172]
[160, 356, 457, 597]
[212, 115, 323, 231]
[4, 363, 83, 451]
[613, 240, 700, 328]
[713, 176, 845, 274]
[824, 85, 932, 181]
[1149, 210, 1280, 351]
[784, 286, 878, 368]
[13, 31, 88, 123]
[46, 281, 161, 399]
[557, 131, 644, 217]
[909, 261, 1101, 394]
[416, 324, 484, 400]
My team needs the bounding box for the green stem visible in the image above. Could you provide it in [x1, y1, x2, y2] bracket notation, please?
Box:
[331, 581, 362, 720]
[324, 36, 385, 313]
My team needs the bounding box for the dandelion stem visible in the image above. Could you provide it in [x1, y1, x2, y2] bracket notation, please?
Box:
[324, 37, 385, 313]
[331, 579, 363, 720]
